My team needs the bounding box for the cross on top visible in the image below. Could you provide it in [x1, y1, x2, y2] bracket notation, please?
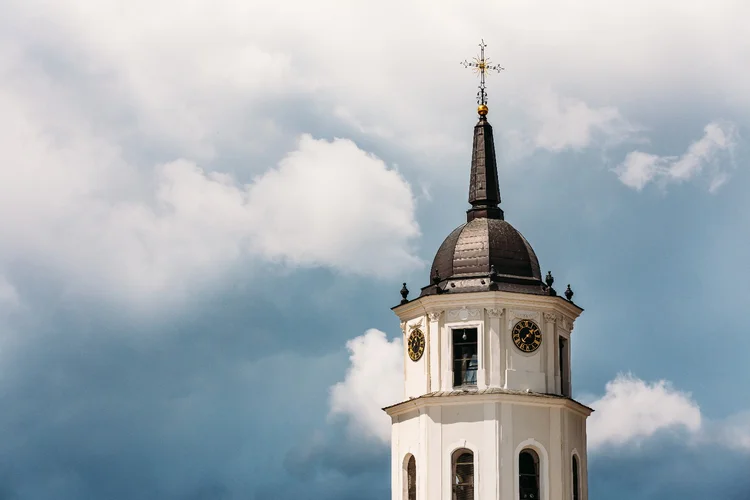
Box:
[461, 39, 504, 114]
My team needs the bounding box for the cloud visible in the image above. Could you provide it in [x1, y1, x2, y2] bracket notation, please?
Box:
[327, 339, 750, 456]
[328, 329, 403, 444]
[247, 135, 421, 275]
[0, 275, 20, 310]
[0, 61, 420, 307]
[531, 89, 637, 153]
[615, 121, 738, 191]
[6, 0, 747, 175]
[585, 373, 702, 449]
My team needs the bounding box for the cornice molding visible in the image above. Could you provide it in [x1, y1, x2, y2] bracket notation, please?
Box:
[383, 391, 593, 419]
[393, 291, 583, 323]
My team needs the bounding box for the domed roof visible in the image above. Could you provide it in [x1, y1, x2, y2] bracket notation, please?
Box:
[418, 112, 548, 297]
[433, 218, 541, 280]
[421, 218, 545, 297]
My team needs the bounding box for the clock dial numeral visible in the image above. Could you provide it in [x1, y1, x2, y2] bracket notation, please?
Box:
[511, 320, 542, 353]
[407, 328, 425, 362]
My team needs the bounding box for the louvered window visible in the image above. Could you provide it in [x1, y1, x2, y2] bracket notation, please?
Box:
[452, 450, 474, 500]
[519, 449, 540, 500]
[407, 455, 416, 500]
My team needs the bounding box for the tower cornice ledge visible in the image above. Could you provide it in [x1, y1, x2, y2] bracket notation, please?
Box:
[383, 387, 594, 417]
[383, 388, 593, 419]
[392, 290, 583, 322]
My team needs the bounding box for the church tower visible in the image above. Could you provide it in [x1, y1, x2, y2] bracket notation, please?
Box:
[385, 42, 592, 500]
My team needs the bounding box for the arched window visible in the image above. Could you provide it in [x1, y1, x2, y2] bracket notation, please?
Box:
[406, 455, 416, 500]
[452, 449, 474, 500]
[519, 449, 540, 499]
[572, 455, 580, 500]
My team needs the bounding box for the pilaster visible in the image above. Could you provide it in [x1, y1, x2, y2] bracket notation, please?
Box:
[428, 311, 442, 392]
[486, 307, 503, 387]
[499, 402, 514, 500]
[550, 407, 563, 500]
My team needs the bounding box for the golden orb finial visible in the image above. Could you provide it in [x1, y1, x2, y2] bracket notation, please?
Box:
[478, 104, 489, 116]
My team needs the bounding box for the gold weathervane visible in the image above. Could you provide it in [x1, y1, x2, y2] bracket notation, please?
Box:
[461, 39, 504, 116]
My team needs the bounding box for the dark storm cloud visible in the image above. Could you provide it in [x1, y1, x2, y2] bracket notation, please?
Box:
[589, 440, 750, 500]
[0, 264, 396, 499]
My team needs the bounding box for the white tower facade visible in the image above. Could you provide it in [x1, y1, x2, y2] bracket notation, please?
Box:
[385, 100, 591, 500]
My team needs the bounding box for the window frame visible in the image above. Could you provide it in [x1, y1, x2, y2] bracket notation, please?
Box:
[513, 439, 549, 500]
[403, 453, 416, 500]
[571, 451, 581, 500]
[518, 448, 540, 500]
[451, 448, 475, 500]
[451, 327, 479, 388]
[445, 320, 484, 391]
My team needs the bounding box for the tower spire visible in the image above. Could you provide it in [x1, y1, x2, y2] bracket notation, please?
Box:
[462, 40, 504, 221]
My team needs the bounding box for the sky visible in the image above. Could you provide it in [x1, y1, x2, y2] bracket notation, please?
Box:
[0, 0, 749, 498]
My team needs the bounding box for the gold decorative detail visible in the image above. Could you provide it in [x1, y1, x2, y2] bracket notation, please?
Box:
[407, 328, 426, 362]
[512, 319, 542, 353]
[461, 39, 504, 113]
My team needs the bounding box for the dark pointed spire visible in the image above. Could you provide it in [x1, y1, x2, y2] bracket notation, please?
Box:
[467, 112, 504, 222]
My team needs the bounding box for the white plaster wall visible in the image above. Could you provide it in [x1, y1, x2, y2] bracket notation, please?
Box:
[404, 316, 429, 398]
[391, 400, 588, 500]
[397, 298, 578, 398]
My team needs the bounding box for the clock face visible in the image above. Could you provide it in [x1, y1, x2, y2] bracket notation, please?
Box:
[407, 328, 425, 362]
[512, 320, 542, 353]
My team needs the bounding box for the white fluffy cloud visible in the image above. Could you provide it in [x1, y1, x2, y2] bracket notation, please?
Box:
[0, 66, 420, 306]
[7, 0, 748, 170]
[615, 122, 738, 191]
[585, 374, 702, 449]
[327, 335, 750, 454]
[329, 329, 403, 444]
[247, 135, 420, 274]
[530, 89, 637, 153]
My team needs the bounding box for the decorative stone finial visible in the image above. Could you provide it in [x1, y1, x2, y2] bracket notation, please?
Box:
[565, 284, 574, 301]
[489, 264, 499, 291]
[400, 283, 409, 304]
[545, 271, 557, 296]
[432, 269, 443, 294]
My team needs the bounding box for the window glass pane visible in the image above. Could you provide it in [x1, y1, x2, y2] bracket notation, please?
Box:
[452, 451, 474, 500]
[407, 455, 416, 500]
[519, 450, 539, 500]
[452, 329, 478, 387]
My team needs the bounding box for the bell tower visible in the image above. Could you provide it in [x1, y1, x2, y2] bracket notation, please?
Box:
[385, 41, 592, 500]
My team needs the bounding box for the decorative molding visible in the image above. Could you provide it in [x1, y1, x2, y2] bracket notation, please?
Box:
[428, 311, 442, 322]
[400, 321, 407, 335]
[558, 316, 575, 332]
[543, 312, 559, 323]
[448, 278, 485, 289]
[508, 309, 541, 328]
[447, 306, 481, 322]
[409, 318, 424, 330]
[486, 307, 503, 318]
